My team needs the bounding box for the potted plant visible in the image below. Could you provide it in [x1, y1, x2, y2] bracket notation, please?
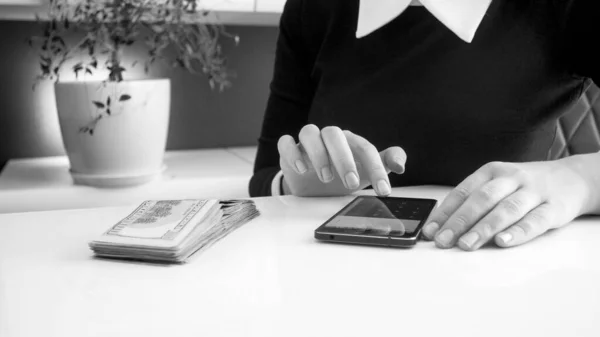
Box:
[29, 0, 237, 187]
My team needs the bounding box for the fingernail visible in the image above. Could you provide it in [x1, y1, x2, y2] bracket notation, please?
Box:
[497, 232, 513, 245]
[459, 232, 480, 250]
[295, 160, 307, 174]
[436, 229, 454, 248]
[394, 157, 405, 174]
[423, 222, 439, 238]
[321, 167, 333, 182]
[376, 180, 391, 195]
[345, 172, 360, 189]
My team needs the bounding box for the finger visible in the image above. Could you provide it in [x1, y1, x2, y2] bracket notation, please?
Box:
[298, 124, 333, 183]
[344, 131, 391, 196]
[456, 189, 543, 251]
[380, 146, 407, 174]
[422, 169, 493, 241]
[277, 135, 308, 175]
[320, 127, 360, 190]
[495, 203, 556, 248]
[433, 177, 520, 249]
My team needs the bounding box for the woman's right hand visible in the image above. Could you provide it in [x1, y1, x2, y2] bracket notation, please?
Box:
[277, 125, 407, 197]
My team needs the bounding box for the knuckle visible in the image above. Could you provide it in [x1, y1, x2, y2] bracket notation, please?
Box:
[480, 222, 499, 237]
[277, 138, 293, 156]
[451, 214, 471, 230]
[477, 184, 498, 203]
[299, 124, 318, 139]
[356, 142, 377, 155]
[499, 197, 524, 215]
[277, 136, 285, 151]
[518, 214, 547, 235]
[384, 147, 407, 171]
[515, 222, 533, 235]
[501, 162, 521, 175]
[311, 149, 329, 164]
[430, 208, 451, 224]
[484, 161, 518, 176]
[335, 154, 357, 171]
[513, 170, 533, 184]
[321, 126, 341, 136]
[453, 186, 472, 202]
[527, 210, 549, 226]
[305, 123, 319, 131]
[277, 135, 292, 148]
[298, 144, 326, 164]
[438, 208, 453, 220]
[483, 161, 503, 171]
[366, 164, 387, 176]
[552, 201, 568, 216]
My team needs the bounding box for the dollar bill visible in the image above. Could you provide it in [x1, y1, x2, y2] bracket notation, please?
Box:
[89, 199, 260, 263]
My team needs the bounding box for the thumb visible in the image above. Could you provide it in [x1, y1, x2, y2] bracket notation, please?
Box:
[380, 146, 407, 174]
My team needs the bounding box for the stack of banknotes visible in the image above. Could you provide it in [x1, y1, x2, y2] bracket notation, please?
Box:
[89, 199, 259, 263]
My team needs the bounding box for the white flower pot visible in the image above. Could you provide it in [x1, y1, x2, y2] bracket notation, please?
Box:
[54, 79, 170, 188]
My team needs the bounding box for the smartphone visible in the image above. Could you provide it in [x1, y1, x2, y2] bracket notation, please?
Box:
[314, 196, 437, 247]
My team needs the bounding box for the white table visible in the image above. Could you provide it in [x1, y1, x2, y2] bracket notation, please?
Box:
[1, 186, 599, 337]
[0, 147, 257, 214]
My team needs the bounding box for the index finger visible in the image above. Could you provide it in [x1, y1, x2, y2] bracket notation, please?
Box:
[320, 126, 360, 190]
[422, 169, 493, 240]
[344, 131, 391, 196]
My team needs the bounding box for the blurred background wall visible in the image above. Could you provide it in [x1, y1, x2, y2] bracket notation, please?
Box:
[0, 21, 278, 167]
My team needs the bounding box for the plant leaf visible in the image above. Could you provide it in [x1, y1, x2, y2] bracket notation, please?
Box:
[40, 55, 51, 65]
[119, 94, 131, 102]
[51, 36, 66, 48]
[73, 63, 83, 79]
[40, 63, 50, 75]
[92, 101, 105, 108]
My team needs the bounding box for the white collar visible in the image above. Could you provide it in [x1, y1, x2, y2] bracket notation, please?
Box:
[356, 0, 493, 43]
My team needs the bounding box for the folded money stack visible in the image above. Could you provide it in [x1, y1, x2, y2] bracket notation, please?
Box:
[89, 199, 259, 263]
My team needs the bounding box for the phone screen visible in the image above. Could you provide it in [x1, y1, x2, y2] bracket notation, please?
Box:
[318, 196, 437, 238]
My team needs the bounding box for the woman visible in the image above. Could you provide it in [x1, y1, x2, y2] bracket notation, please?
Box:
[249, 0, 600, 251]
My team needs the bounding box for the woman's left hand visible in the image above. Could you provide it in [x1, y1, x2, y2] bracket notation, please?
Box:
[422, 160, 591, 251]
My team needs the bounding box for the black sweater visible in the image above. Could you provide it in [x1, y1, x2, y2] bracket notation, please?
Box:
[249, 0, 600, 197]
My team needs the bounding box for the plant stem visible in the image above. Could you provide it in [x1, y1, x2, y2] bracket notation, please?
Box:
[109, 40, 123, 82]
[109, 0, 124, 82]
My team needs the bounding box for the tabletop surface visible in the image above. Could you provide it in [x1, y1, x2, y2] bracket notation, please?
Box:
[1, 186, 599, 337]
[0, 147, 258, 214]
